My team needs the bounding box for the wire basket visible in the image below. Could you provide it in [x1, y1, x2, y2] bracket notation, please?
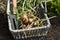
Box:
[7, 0, 51, 40]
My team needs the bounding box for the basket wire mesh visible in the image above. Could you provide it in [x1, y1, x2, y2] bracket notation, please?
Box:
[7, 0, 51, 40]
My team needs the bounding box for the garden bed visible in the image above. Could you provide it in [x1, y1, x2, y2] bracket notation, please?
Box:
[0, 0, 60, 40]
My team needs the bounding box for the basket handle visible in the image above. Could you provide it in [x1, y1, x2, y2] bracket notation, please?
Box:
[7, 0, 10, 15]
[12, 0, 17, 14]
[45, 0, 47, 13]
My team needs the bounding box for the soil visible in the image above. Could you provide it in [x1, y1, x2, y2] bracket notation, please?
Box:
[0, 0, 60, 40]
[0, 14, 60, 40]
[44, 16, 60, 40]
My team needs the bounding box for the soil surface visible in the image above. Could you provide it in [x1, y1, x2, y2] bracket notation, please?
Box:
[0, 14, 60, 40]
[0, 0, 60, 40]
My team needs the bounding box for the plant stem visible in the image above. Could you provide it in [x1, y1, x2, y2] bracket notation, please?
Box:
[41, 16, 56, 22]
[22, 0, 26, 12]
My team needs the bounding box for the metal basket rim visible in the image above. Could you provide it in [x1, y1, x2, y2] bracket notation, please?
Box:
[7, 0, 51, 33]
[8, 14, 51, 32]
